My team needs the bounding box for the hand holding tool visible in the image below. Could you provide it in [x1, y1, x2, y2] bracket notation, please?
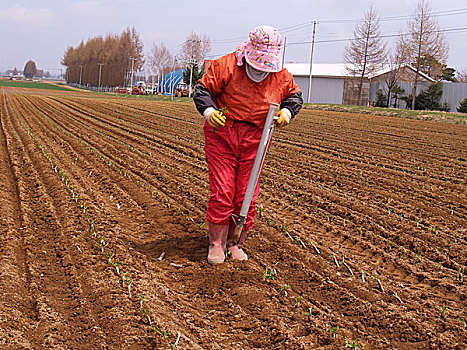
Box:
[274, 109, 290, 127]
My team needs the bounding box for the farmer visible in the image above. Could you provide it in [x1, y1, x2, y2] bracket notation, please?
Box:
[193, 25, 303, 264]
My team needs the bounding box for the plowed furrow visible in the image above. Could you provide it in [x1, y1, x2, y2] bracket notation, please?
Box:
[4, 94, 155, 348]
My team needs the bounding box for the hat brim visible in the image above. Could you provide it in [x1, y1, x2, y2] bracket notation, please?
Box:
[244, 49, 282, 73]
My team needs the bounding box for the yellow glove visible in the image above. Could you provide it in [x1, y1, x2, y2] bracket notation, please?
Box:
[207, 110, 226, 128]
[274, 108, 291, 128]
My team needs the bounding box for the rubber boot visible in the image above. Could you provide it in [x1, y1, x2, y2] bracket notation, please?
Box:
[207, 222, 228, 264]
[227, 222, 248, 261]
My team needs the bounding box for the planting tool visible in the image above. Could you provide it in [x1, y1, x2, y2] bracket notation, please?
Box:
[232, 102, 279, 244]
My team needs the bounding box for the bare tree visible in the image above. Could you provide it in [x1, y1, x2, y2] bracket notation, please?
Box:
[344, 5, 387, 105]
[383, 36, 409, 106]
[179, 32, 211, 67]
[401, 0, 449, 109]
[148, 42, 173, 80]
[456, 68, 467, 83]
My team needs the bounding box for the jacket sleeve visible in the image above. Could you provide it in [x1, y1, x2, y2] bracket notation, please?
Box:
[280, 70, 303, 118]
[280, 92, 303, 118]
[193, 83, 217, 116]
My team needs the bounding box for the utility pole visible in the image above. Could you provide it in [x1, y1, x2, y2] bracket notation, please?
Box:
[282, 37, 287, 69]
[188, 39, 201, 97]
[307, 21, 317, 104]
[79, 65, 83, 86]
[171, 56, 177, 101]
[129, 57, 136, 89]
[98, 63, 104, 92]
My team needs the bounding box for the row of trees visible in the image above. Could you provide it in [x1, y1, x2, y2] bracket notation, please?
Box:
[62, 28, 211, 89]
[344, 0, 455, 109]
[61, 27, 144, 87]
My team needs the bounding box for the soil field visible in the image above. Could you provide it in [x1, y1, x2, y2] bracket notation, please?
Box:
[0, 87, 466, 349]
[0, 80, 71, 91]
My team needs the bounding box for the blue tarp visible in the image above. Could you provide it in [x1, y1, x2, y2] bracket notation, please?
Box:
[158, 69, 185, 94]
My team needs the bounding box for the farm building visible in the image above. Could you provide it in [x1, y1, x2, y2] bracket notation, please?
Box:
[283, 63, 368, 105]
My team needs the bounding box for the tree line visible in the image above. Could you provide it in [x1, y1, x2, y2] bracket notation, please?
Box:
[61, 27, 144, 87]
[62, 28, 211, 88]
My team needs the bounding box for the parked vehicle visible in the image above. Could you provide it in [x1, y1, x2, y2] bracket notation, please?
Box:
[174, 82, 188, 97]
[131, 81, 146, 95]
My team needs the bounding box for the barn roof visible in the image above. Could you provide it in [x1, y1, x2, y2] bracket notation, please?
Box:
[284, 63, 350, 78]
[370, 64, 435, 82]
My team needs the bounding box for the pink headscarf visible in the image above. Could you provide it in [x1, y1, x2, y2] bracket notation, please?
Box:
[235, 25, 283, 73]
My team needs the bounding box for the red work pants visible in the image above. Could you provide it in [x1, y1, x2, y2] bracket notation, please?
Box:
[204, 120, 263, 231]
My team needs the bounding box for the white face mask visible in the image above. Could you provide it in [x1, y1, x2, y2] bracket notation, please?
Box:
[245, 62, 269, 83]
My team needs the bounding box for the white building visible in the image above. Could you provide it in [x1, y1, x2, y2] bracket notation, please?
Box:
[284, 63, 366, 105]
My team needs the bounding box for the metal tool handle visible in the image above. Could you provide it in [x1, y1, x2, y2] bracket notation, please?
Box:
[233, 102, 279, 244]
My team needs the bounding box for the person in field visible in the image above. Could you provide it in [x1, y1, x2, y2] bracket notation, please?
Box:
[193, 25, 303, 264]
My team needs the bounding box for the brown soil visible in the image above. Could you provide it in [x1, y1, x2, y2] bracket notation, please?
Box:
[0, 88, 466, 349]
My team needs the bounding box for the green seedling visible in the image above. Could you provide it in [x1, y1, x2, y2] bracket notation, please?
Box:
[137, 294, 146, 308]
[393, 292, 403, 303]
[154, 327, 171, 339]
[142, 306, 151, 323]
[113, 260, 120, 275]
[305, 308, 314, 318]
[263, 267, 275, 280]
[329, 325, 339, 338]
[441, 306, 447, 320]
[280, 284, 290, 296]
[345, 339, 361, 349]
[257, 206, 263, 218]
[295, 295, 303, 306]
[459, 318, 466, 328]
[457, 267, 464, 282]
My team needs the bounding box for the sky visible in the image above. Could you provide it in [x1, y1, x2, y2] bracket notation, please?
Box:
[1, 0, 466, 76]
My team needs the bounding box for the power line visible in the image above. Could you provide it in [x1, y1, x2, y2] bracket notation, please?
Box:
[286, 26, 467, 46]
[280, 7, 467, 30]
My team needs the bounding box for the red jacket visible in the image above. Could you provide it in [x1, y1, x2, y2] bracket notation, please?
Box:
[198, 52, 301, 128]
